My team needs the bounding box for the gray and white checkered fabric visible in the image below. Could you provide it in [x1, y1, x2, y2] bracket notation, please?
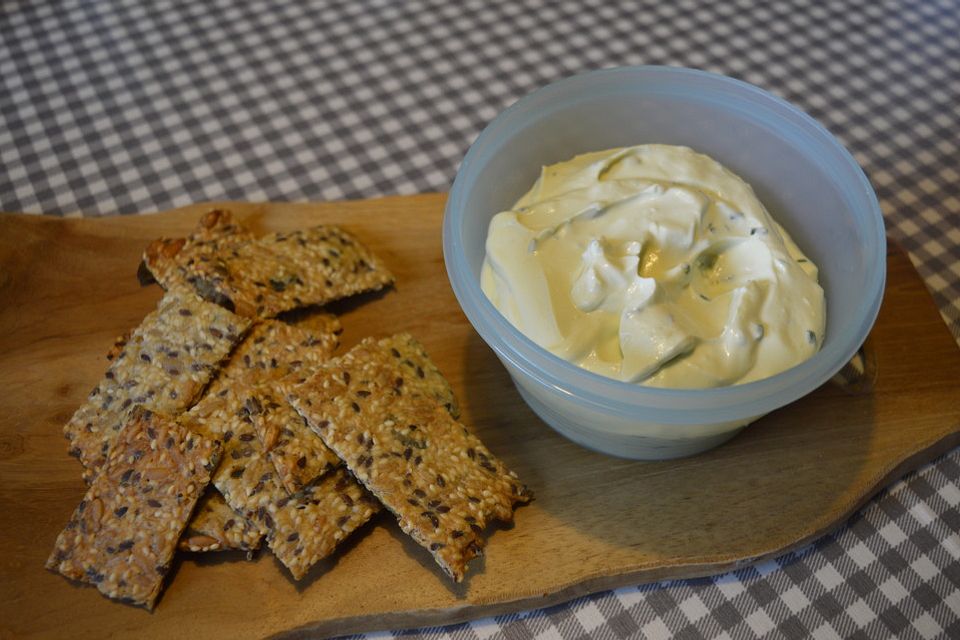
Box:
[2, 0, 958, 637]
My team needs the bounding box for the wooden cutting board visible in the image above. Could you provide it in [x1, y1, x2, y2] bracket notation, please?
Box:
[1, 195, 959, 640]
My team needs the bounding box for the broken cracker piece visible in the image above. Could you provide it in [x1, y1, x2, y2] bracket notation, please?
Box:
[284, 333, 460, 417]
[248, 385, 341, 495]
[145, 214, 394, 318]
[178, 488, 262, 554]
[63, 285, 250, 480]
[208, 317, 340, 393]
[210, 225, 394, 318]
[180, 386, 276, 525]
[46, 407, 220, 610]
[182, 386, 377, 579]
[142, 209, 255, 304]
[203, 318, 342, 494]
[288, 334, 530, 582]
[256, 467, 381, 580]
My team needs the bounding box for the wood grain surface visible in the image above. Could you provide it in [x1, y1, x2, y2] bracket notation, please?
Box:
[1, 195, 959, 639]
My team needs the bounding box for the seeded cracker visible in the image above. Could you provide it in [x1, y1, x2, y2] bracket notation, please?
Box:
[204, 318, 342, 493]
[264, 467, 381, 580]
[46, 407, 220, 610]
[178, 489, 262, 553]
[142, 209, 255, 300]
[250, 385, 341, 495]
[144, 212, 394, 318]
[284, 333, 461, 418]
[177, 318, 343, 547]
[178, 319, 379, 575]
[63, 285, 251, 480]
[207, 317, 340, 393]
[181, 386, 379, 578]
[288, 334, 531, 582]
[180, 386, 275, 526]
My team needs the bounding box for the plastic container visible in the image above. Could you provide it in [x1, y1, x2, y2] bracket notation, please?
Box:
[443, 66, 886, 459]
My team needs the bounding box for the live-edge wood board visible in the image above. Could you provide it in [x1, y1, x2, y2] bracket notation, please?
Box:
[1, 195, 958, 639]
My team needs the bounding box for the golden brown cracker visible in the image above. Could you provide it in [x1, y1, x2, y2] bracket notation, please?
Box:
[142, 209, 254, 298]
[47, 407, 220, 609]
[63, 286, 250, 479]
[144, 213, 393, 318]
[288, 334, 530, 581]
[256, 467, 380, 580]
[248, 385, 341, 495]
[180, 385, 277, 520]
[200, 318, 342, 493]
[292, 333, 460, 417]
[208, 317, 340, 393]
[182, 385, 377, 579]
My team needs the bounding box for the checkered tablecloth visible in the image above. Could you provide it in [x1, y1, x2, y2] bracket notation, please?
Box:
[3, 1, 959, 638]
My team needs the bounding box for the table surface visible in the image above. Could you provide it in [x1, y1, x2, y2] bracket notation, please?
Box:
[2, 1, 958, 639]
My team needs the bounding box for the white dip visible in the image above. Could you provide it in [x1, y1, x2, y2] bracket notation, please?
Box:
[480, 145, 826, 388]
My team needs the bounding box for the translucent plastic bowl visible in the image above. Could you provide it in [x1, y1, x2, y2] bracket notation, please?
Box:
[442, 66, 886, 459]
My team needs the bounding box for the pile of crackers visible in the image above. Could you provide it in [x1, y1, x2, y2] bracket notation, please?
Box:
[46, 210, 531, 610]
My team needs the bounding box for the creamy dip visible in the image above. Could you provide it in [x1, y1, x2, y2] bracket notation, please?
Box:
[480, 145, 826, 388]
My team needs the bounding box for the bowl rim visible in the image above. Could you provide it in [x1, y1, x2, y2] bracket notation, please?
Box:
[443, 65, 886, 427]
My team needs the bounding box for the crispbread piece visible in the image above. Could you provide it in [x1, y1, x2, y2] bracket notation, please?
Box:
[63, 286, 250, 480]
[142, 209, 255, 298]
[250, 385, 341, 495]
[208, 317, 340, 393]
[178, 488, 262, 553]
[179, 386, 276, 522]
[203, 318, 341, 493]
[258, 467, 381, 580]
[46, 407, 220, 610]
[147, 219, 394, 318]
[287, 333, 460, 417]
[181, 386, 377, 579]
[175, 311, 370, 572]
[176, 316, 341, 545]
[288, 335, 531, 582]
